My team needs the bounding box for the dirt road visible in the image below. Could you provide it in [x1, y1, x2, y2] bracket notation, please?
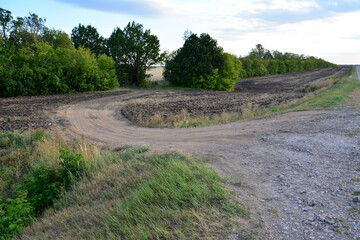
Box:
[58, 92, 360, 239]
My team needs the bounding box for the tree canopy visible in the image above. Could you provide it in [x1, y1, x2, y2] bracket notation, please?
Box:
[0, 8, 338, 95]
[71, 24, 105, 56]
[164, 33, 243, 90]
[241, 44, 337, 77]
[108, 21, 165, 86]
[0, 9, 118, 97]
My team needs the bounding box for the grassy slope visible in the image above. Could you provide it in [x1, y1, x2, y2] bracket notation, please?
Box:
[0, 132, 247, 239]
[288, 67, 358, 110]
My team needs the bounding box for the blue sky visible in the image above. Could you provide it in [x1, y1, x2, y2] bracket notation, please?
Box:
[1, 0, 360, 64]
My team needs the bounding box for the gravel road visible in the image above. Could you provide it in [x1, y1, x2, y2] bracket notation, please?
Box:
[57, 92, 360, 239]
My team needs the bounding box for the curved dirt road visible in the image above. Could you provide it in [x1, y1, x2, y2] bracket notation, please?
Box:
[58, 92, 360, 239]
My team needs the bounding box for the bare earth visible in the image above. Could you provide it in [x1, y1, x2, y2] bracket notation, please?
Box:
[1, 68, 358, 239]
[57, 95, 360, 240]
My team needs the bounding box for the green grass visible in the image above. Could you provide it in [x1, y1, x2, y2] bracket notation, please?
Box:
[288, 68, 358, 111]
[0, 131, 247, 239]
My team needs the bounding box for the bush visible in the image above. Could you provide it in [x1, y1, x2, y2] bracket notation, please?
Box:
[0, 39, 118, 97]
[16, 148, 84, 215]
[0, 192, 33, 239]
[164, 33, 243, 91]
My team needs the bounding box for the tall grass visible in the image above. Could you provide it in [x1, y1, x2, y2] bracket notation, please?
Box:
[0, 131, 247, 239]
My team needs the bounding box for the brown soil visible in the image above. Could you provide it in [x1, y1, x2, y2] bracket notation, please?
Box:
[120, 68, 347, 124]
[0, 91, 130, 131]
[0, 67, 346, 131]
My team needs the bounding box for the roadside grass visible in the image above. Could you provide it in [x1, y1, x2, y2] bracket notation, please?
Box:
[0, 131, 247, 239]
[288, 69, 358, 111]
[141, 67, 358, 128]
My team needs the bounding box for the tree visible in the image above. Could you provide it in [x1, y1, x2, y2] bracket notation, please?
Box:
[71, 24, 105, 56]
[42, 29, 73, 49]
[164, 32, 243, 90]
[0, 9, 119, 97]
[108, 21, 165, 86]
[249, 44, 265, 59]
[0, 8, 12, 42]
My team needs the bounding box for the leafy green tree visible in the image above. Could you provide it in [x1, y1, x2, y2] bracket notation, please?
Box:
[108, 21, 165, 86]
[164, 32, 224, 89]
[266, 59, 278, 74]
[0, 9, 119, 97]
[0, 8, 12, 42]
[42, 29, 73, 49]
[250, 58, 268, 76]
[71, 24, 105, 56]
[241, 44, 337, 77]
[164, 33, 243, 90]
[249, 44, 266, 59]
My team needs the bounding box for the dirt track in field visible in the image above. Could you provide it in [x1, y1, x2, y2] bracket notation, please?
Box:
[54, 67, 360, 239]
[1, 67, 359, 239]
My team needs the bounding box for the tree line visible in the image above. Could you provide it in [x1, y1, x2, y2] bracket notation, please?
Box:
[0, 9, 164, 97]
[0, 9, 119, 97]
[0, 8, 338, 96]
[240, 44, 336, 77]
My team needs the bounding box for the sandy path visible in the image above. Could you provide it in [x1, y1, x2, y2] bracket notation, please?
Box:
[57, 92, 360, 239]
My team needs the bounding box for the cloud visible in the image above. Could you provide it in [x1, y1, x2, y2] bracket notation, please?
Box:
[55, 0, 163, 17]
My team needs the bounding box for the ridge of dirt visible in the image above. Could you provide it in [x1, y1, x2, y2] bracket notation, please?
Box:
[119, 68, 347, 124]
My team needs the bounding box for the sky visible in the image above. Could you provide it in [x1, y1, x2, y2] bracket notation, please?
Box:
[1, 0, 360, 64]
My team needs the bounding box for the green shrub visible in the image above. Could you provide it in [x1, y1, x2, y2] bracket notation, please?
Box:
[16, 166, 61, 215]
[0, 39, 119, 97]
[16, 148, 84, 215]
[0, 192, 33, 239]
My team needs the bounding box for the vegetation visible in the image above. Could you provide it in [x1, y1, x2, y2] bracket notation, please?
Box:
[164, 33, 244, 91]
[164, 35, 337, 91]
[290, 68, 358, 110]
[240, 44, 337, 77]
[71, 24, 106, 56]
[0, 131, 246, 239]
[0, 7, 339, 94]
[0, 130, 86, 239]
[108, 21, 166, 87]
[0, 9, 119, 97]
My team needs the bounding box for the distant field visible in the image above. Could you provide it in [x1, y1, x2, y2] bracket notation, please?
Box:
[146, 67, 164, 81]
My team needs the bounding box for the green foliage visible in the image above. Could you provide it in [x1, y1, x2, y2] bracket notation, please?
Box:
[17, 166, 61, 215]
[0, 9, 119, 97]
[0, 130, 46, 149]
[108, 21, 165, 86]
[241, 44, 337, 78]
[0, 131, 86, 239]
[164, 33, 243, 91]
[71, 24, 105, 56]
[0, 192, 33, 240]
[58, 148, 85, 190]
[16, 148, 84, 215]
